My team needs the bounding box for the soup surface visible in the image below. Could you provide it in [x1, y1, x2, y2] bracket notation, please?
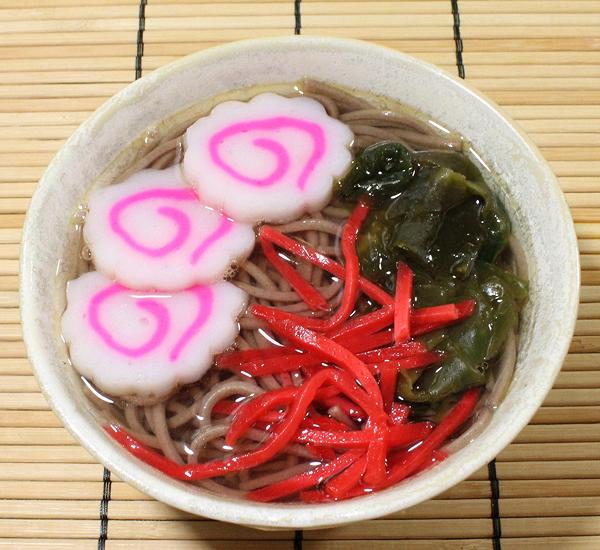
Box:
[61, 79, 527, 503]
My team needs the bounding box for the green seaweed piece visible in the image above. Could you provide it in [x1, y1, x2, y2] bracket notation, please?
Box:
[336, 142, 525, 403]
[398, 261, 526, 403]
[336, 142, 415, 206]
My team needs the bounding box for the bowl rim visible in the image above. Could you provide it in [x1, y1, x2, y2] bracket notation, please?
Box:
[20, 35, 580, 529]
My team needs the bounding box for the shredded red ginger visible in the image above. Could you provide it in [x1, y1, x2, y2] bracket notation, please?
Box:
[107, 201, 480, 502]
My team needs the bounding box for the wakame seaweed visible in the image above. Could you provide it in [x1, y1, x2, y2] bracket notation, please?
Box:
[336, 142, 527, 403]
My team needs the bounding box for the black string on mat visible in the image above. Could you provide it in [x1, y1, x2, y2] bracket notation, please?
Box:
[294, 0, 302, 35]
[135, 0, 148, 79]
[98, 467, 112, 550]
[294, 529, 304, 550]
[451, 0, 466, 79]
[488, 460, 503, 550]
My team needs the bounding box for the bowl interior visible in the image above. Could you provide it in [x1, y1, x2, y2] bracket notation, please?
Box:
[20, 36, 579, 529]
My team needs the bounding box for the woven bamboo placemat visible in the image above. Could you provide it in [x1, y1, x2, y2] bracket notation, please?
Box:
[1, 0, 599, 548]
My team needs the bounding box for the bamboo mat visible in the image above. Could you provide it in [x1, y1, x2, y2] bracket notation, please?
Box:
[1, 0, 599, 548]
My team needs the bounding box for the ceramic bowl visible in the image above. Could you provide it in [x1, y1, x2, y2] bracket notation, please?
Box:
[20, 36, 579, 530]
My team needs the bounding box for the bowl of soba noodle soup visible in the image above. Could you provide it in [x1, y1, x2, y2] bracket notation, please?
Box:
[20, 37, 579, 529]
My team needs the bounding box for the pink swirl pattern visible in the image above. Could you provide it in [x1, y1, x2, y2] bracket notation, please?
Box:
[183, 93, 354, 223]
[88, 283, 213, 362]
[208, 116, 325, 190]
[88, 283, 170, 358]
[189, 218, 233, 265]
[84, 167, 255, 291]
[109, 188, 196, 258]
[169, 286, 213, 361]
[62, 272, 247, 397]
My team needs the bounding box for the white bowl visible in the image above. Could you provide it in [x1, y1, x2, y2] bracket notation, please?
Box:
[20, 36, 579, 530]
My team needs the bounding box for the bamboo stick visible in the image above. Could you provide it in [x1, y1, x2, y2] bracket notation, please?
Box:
[0, 6, 137, 21]
[0, 540, 97, 550]
[0, 258, 20, 273]
[0, 112, 89, 125]
[0, 410, 60, 428]
[0, 83, 125, 99]
[1, 0, 142, 6]
[560, 178, 600, 192]
[2, 19, 139, 33]
[0, 358, 30, 375]
[0, 428, 75, 446]
[555, 372, 600, 389]
[460, 1, 600, 14]
[568, 337, 600, 361]
[532, 406, 600, 424]
[0, 309, 21, 323]
[0, 70, 133, 85]
[499, 442, 600, 462]
[0, 202, 28, 217]
[500, 480, 600, 499]
[575, 319, 600, 335]
[0, 499, 100, 519]
[0, 324, 22, 341]
[0, 44, 136, 60]
[469, 78, 600, 92]
[0, 185, 38, 199]
[0, 375, 37, 392]
[0, 480, 103, 500]
[0, 463, 102, 482]
[503, 537, 600, 550]
[502, 517, 600, 538]
[470, 51, 600, 65]
[568, 195, 600, 208]
[0, 152, 54, 166]
[507, 105, 600, 119]
[0, 519, 108, 539]
[564, 353, 600, 369]
[0, 140, 64, 152]
[301, 27, 453, 40]
[0, 292, 19, 307]
[524, 120, 600, 132]
[582, 272, 600, 285]
[0, 57, 134, 72]
[467, 65, 600, 78]
[0, 275, 19, 294]
[304, 519, 491, 540]
[545, 388, 600, 405]
[0, 229, 21, 243]
[462, 14, 600, 26]
[0, 393, 48, 409]
[547, 158, 600, 176]
[531, 134, 600, 147]
[501, 496, 600, 518]
[0, 31, 136, 47]
[486, 91, 600, 104]
[122, 544, 291, 550]
[0, 445, 93, 464]
[515, 424, 600, 444]
[578, 241, 600, 254]
[462, 27, 600, 39]
[0, 98, 107, 112]
[497, 460, 600, 480]
[579, 285, 600, 303]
